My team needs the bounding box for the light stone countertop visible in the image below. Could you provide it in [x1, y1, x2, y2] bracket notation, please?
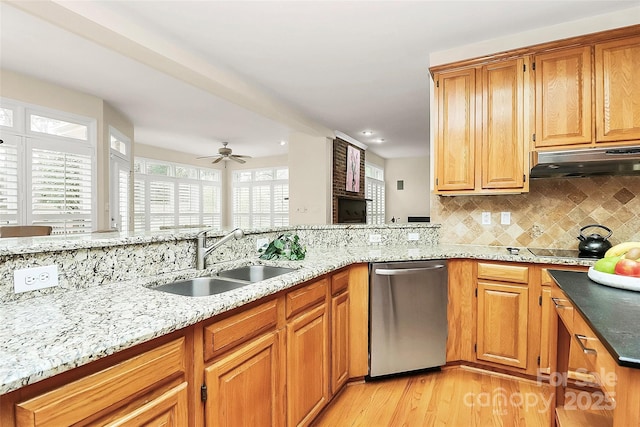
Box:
[0, 243, 595, 394]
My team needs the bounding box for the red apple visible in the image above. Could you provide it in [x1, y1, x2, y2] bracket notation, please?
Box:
[615, 259, 640, 278]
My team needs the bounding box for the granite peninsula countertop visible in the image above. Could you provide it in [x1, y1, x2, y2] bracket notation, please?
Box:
[0, 243, 595, 394]
[549, 270, 640, 369]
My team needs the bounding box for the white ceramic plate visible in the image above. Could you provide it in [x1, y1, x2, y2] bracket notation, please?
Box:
[588, 267, 640, 292]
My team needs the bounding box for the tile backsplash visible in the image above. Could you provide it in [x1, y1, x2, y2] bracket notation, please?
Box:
[431, 176, 640, 249]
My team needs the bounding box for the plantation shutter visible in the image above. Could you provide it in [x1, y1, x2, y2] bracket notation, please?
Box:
[0, 136, 19, 225]
[30, 146, 92, 234]
[148, 179, 174, 231]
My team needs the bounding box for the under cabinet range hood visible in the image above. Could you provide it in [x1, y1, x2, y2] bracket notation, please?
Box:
[530, 146, 640, 178]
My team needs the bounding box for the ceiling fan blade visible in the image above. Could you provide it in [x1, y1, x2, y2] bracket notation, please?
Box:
[211, 157, 223, 164]
[232, 154, 252, 159]
[197, 155, 222, 159]
[229, 156, 246, 164]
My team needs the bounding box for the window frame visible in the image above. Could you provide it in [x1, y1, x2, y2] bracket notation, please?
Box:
[0, 98, 98, 234]
[231, 166, 289, 229]
[133, 157, 222, 232]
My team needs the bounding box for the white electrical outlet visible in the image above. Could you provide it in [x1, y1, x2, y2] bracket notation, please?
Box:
[407, 232, 420, 241]
[481, 211, 491, 225]
[256, 238, 269, 251]
[14, 265, 59, 293]
[369, 234, 382, 243]
[501, 212, 511, 225]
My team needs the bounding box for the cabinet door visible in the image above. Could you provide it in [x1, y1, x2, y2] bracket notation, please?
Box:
[539, 287, 553, 374]
[595, 36, 640, 143]
[477, 281, 528, 369]
[286, 304, 329, 427]
[204, 332, 284, 427]
[481, 58, 526, 189]
[435, 68, 477, 191]
[534, 46, 593, 147]
[331, 291, 349, 395]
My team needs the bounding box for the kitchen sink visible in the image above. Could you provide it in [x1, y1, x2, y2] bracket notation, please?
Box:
[153, 277, 253, 297]
[153, 265, 297, 297]
[217, 265, 297, 282]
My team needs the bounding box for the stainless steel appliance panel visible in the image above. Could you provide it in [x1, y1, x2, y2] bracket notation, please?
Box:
[369, 260, 448, 378]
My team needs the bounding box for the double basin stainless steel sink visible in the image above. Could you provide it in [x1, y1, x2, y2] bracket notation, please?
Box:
[153, 265, 297, 297]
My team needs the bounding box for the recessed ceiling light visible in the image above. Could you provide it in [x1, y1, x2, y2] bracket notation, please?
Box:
[280, 140, 287, 146]
[361, 130, 374, 136]
[374, 138, 385, 143]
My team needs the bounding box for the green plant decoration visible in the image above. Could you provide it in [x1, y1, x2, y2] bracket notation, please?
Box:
[258, 233, 306, 260]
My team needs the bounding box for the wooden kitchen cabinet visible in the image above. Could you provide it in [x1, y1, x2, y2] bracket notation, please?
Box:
[539, 266, 597, 386]
[476, 281, 529, 369]
[433, 58, 528, 195]
[434, 68, 477, 192]
[202, 298, 283, 427]
[534, 46, 592, 148]
[330, 270, 350, 395]
[481, 58, 527, 190]
[595, 35, 640, 143]
[286, 279, 330, 427]
[14, 337, 189, 427]
[204, 331, 284, 427]
[475, 262, 541, 373]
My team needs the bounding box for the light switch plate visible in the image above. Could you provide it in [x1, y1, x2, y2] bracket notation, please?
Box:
[481, 212, 491, 225]
[369, 234, 382, 243]
[501, 212, 511, 225]
[407, 233, 420, 241]
[14, 265, 59, 293]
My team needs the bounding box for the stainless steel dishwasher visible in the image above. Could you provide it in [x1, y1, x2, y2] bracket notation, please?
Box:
[369, 260, 448, 378]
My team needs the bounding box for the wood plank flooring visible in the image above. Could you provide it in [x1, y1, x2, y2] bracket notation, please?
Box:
[313, 367, 553, 427]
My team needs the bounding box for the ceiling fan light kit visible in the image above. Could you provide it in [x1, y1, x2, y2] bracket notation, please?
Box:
[197, 142, 252, 164]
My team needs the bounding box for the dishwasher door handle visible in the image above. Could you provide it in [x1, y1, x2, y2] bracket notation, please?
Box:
[375, 265, 446, 276]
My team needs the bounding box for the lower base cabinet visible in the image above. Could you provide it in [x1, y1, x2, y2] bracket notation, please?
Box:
[286, 298, 329, 427]
[204, 331, 284, 427]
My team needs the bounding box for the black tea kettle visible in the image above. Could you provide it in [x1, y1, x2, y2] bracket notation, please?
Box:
[577, 224, 613, 258]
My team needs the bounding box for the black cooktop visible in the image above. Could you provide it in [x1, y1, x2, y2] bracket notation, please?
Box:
[527, 248, 599, 259]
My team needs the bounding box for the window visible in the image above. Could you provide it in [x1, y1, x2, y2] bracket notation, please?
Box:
[0, 98, 97, 234]
[133, 158, 221, 231]
[365, 163, 385, 224]
[232, 167, 289, 228]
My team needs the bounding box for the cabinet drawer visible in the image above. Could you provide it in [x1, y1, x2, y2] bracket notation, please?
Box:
[571, 310, 618, 396]
[331, 269, 349, 296]
[551, 286, 574, 331]
[478, 262, 529, 284]
[16, 338, 186, 427]
[286, 278, 328, 319]
[204, 299, 278, 361]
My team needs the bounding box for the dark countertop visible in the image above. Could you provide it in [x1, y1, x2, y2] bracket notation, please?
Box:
[549, 270, 640, 369]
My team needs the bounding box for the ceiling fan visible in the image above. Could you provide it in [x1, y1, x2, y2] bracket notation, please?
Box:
[197, 142, 252, 164]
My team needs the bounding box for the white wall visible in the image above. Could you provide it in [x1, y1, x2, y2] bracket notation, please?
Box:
[365, 150, 385, 168]
[288, 132, 332, 225]
[384, 156, 430, 223]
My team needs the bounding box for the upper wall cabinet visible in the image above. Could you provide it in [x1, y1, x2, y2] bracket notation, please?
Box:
[532, 34, 640, 149]
[534, 46, 592, 148]
[595, 36, 640, 143]
[434, 68, 477, 192]
[433, 58, 528, 195]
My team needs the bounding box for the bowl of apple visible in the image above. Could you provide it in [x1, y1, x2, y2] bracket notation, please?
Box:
[588, 244, 640, 292]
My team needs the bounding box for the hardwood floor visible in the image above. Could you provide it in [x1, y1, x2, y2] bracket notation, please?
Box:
[313, 367, 553, 426]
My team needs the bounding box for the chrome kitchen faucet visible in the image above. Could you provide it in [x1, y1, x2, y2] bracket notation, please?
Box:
[196, 228, 244, 270]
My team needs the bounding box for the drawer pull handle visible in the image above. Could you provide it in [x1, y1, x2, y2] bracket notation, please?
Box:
[552, 297, 571, 309]
[575, 334, 597, 355]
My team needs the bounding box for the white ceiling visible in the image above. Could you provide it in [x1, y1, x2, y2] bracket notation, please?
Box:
[1, 1, 638, 160]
